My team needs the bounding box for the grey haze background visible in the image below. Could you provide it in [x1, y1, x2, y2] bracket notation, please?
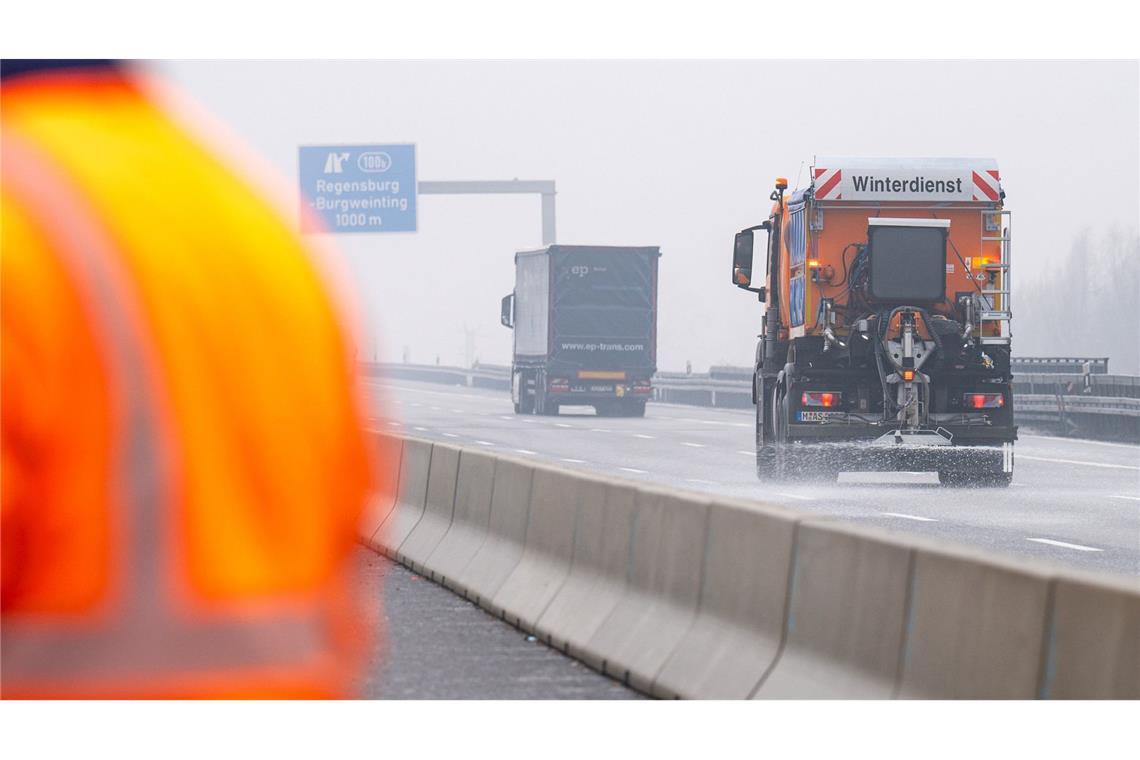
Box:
[159, 60, 1140, 373]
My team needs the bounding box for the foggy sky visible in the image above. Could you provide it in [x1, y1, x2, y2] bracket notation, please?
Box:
[159, 60, 1139, 372]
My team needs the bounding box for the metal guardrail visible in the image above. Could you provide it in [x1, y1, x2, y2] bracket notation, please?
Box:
[1011, 357, 1110, 374]
[363, 362, 1140, 442]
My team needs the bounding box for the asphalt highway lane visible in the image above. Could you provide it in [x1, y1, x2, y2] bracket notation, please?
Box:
[367, 378, 1140, 578]
[351, 546, 640, 699]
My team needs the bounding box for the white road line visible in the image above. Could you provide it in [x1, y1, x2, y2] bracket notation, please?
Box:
[442, 433, 460, 438]
[686, 478, 716, 485]
[1026, 538, 1103, 553]
[429, 406, 442, 411]
[514, 449, 537, 456]
[881, 512, 938, 522]
[681, 442, 706, 448]
[1019, 454, 1139, 471]
[560, 458, 587, 464]
[619, 467, 648, 474]
[474, 440, 496, 447]
[412, 426, 428, 432]
[410, 403, 422, 407]
[1108, 494, 1140, 502]
[737, 450, 753, 456]
[451, 409, 466, 414]
[386, 421, 402, 426]
[555, 423, 572, 428]
[633, 434, 656, 439]
[1021, 433, 1140, 451]
[590, 428, 612, 433]
[500, 416, 514, 421]
[777, 492, 815, 501]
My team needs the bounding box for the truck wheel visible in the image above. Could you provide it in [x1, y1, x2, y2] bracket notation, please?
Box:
[519, 373, 536, 414]
[622, 401, 646, 418]
[755, 379, 778, 479]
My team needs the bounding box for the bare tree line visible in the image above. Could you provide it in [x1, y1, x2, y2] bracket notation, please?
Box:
[1016, 227, 1140, 374]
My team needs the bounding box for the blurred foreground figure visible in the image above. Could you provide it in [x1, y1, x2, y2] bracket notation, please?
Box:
[1, 61, 378, 698]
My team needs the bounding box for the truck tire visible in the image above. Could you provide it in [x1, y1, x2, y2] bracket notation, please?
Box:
[626, 400, 646, 418]
[755, 378, 778, 479]
[771, 382, 838, 483]
[519, 372, 536, 414]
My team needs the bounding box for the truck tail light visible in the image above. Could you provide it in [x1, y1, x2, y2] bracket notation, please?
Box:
[965, 392, 1004, 409]
[801, 391, 841, 408]
[633, 380, 652, 395]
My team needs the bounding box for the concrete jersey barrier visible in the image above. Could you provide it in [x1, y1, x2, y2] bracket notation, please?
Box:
[583, 486, 709, 694]
[425, 450, 498, 591]
[654, 499, 798, 699]
[364, 432, 1140, 699]
[450, 456, 535, 615]
[533, 475, 638, 657]
[753, 521, 912, 699]
[398, 442, 462, 573]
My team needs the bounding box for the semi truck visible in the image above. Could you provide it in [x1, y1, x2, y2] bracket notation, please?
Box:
[731, 157, 1016, 486]
[501, 244, 660, 417]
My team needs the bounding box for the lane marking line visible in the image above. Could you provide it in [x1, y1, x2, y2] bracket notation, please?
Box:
[474, 440, 496, 446]
[737, 450, 753, 456]
[560, 458, 587, 464]
[681, 442, 706, 448]
[386, 421, 402, 427]
[514, 449, 537, 456]
[1108, 494, 1140, 502]
[441, 433, 460, 439]
[1026, 538, 1104, 553]
[499, 415, 514, 421]
[590, 428, 612, 433]
[633, 434, 656, 439]
[881, 512, 938, 522]
[619, 467, 648, 474]
[777, 492, 815, 501]
[1021, 433, 1140, 451]
[555, 423, 572, 428]
[686, 478, 716, 485]
[412, 426, 428, 432]
[451, 409, 466, 414]
[429, 406, 442, 411]
[1019, 454, 1139, 471]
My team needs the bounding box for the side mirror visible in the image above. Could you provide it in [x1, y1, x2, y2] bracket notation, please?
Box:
[733, 221, 770, 293]
[500, 293, 515, 328]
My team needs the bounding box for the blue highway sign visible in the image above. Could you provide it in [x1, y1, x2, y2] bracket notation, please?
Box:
[299, 143, 417, 233]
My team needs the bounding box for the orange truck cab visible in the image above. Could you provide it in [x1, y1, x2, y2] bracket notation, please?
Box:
[732, 157, 1015, 486]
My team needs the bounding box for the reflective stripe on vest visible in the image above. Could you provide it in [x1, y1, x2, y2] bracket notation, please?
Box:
[1, 130, 331, 690]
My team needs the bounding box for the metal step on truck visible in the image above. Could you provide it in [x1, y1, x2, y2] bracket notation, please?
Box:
[501, 244, 660, 417]
[731, 157, 1016, 486]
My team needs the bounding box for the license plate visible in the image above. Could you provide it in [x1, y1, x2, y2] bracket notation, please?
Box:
[797, 411, 841, 422]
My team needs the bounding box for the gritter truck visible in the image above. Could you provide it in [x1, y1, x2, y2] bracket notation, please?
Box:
[731, 157, 1016, 486]
[501, 244, 660, 417]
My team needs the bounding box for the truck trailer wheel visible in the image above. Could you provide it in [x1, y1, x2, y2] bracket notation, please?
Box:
[519, 372, 536, 414]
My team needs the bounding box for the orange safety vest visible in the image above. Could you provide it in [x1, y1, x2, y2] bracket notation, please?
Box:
[1, 68, 383, 698]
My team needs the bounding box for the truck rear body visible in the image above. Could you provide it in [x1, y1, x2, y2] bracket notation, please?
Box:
[732, 157, 1017, 485]
[504, 245, 660, 416]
